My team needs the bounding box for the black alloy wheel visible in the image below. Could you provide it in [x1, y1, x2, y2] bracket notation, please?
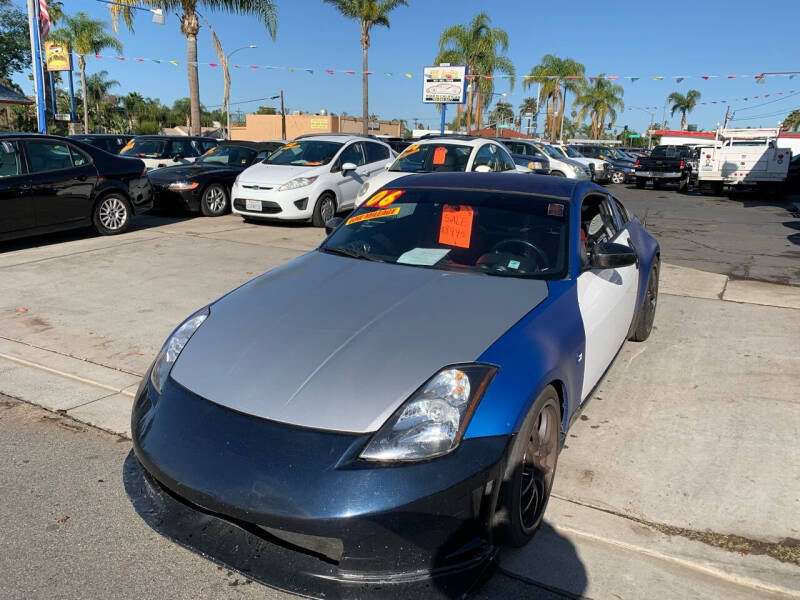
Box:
[495, 385, 561, 547]
[630, 260, 659, 341]
[200, 183, 229, 217]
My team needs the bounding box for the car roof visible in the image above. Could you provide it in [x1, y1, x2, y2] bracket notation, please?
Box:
[293, 133, 388, 144]
[411, 137, 489, 148]
[217, 140, 277, 150]
[68, 133, 132, 139]
[134, 135, 217, 141]
[385, 172, 582, 199]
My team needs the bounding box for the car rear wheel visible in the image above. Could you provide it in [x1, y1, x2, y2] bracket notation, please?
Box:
[495, 385, 560, 547]
[635, 177, 646, 189]
[312, 193, 336, 227]
[630, 260, 659, 342]
[678, 176, 689, 192]
[611, 170, 626, 184]
[93, 193, 132, 235]
[200, 184, 229, 217]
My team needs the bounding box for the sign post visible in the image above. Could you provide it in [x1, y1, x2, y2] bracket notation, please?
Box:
[422, 64, 467, 135]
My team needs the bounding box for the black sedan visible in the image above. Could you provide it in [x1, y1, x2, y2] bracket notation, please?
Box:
[147, 141, 281, 216]
[68, 133, 135, 155]
[0, 133, 152, 242]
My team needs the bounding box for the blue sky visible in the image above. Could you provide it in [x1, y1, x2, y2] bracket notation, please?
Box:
[14, 0, 800, 132]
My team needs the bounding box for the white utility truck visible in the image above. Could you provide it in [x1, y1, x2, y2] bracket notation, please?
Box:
[691, 128, 792, 194]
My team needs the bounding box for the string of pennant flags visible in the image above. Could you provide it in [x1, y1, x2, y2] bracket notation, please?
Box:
[84, 52, 798, 107]
[85, 52, 798, 83]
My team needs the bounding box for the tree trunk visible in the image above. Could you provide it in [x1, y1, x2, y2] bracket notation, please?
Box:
[456, 103, 463, 132]
[557, 86, 567, 142]
[361, 24, 369, 136]
[681, 111, 687, 131]
[183, 10, 201, 136]
[79, 56, 89, 134]
[465, 67, 474, 134]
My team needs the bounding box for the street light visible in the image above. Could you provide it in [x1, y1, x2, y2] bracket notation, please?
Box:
[631, 106, 655, 148]
[225, 44, 257, 140]
[95, 0, 166, 25]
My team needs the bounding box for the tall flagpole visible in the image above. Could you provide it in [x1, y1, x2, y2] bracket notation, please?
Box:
[26, 0, 47, 133]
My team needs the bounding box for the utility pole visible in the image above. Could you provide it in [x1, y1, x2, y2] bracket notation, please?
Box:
[280, 90, 286, 140]
[26, 0, 47, 133]
[722, 105, 731, 130]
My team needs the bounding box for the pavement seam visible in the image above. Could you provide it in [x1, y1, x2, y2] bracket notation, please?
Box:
[0, 352, 136, 398]
[551, 523, 800, 598]
[0, 335, 143, 377]
[0, 234, 163, 270]
[495, 567, 591, 599]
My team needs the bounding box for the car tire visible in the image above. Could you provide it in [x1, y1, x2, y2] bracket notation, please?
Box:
[200, 183, 229, 217]
[652, 179, 663, 190]
[635, 177, 646, 189]
[93, 193, 132, 236]
[550, 171, 565, 177]
[630, 259, 659, 342]
[495, 385, 560, 547]
[611, 170, 626, 184]
[678, 176, 689, 192]
[312, 192, 337, 227]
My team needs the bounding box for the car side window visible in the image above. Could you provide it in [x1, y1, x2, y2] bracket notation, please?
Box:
[497, 146, 516, 171]
[613, 198, 630, 225]
[69, 145, 90, 167]
[472, 144, 500, 171]
[580, 194, 620, 266]
[338, 143, 365, 167]
[365, 142, 390, 164]
[0, 141, 23, 178]
[170, 139, 198, 158]
[25, 140, 75, 172]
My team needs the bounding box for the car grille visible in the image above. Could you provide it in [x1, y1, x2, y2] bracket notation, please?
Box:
[233, 198, 282, 214]
[241, 184, 274, 191]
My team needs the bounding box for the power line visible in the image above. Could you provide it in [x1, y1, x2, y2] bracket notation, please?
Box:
[733, 90, 800, 111]
[730, 107, 798, 122]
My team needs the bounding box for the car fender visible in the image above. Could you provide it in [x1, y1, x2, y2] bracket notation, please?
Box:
[465, 279, 586, 439]
[626, 217, 660, 311]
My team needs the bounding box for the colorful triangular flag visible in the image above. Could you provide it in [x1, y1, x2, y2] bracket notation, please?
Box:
[630, 77, 639, 83]
[169, 60, 178, 66]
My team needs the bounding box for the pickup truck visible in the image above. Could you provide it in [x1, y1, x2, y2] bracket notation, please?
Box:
[634, 145, 693, 190]
[689, 128, 792, 195]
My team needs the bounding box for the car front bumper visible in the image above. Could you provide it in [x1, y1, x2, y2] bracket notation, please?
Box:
[150, 185, 201, 212]
[129, 375, 510, 598]
[231, 185, 314, 220]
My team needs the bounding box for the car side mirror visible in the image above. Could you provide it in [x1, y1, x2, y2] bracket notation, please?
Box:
[590, 242, 637, 269]
[325, 216, 344, 234]
[341, 162, 357, 174]
[172, 153, 183, 161]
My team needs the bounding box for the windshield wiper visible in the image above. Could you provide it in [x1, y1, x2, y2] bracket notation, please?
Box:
[321, 246, 385, 262]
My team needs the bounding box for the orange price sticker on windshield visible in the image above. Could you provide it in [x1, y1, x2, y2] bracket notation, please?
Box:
[280, 142, 299, 150]
[439, 205, 474, 248]
[398, 144, 420, 159]
[432, 146, 447, 165]
[121, 139, 134, 152]
[346, 207, 400, 225]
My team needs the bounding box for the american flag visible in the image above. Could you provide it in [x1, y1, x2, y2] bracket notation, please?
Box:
[39, 0, 50, 39]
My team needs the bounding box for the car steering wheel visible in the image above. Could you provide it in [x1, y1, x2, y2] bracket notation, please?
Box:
[490, 239, 549, 267]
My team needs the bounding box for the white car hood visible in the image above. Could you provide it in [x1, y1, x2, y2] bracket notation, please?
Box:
[238, 162, 321, 185]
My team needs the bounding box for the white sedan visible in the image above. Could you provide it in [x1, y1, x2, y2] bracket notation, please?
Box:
[356, 137, 521, 207]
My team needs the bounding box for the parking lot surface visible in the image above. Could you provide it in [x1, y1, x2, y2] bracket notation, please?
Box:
[1, 185, 799, 599]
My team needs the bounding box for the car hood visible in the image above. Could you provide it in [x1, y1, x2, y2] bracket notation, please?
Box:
[356, 171, 406, 205]
[148, 163, 233, 183]
[171, 251, 549, 433]
[237, 162, 321, 185]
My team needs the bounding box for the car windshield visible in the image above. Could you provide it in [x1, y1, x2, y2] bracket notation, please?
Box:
[562, 146, 584, 158]
[538, 144, 564, 159]
[650, 146, 687, 159]
[614, 149, 634, 160]
[197, 145, 256, 166]
[120, 138, 167, 158]
[322, 188, 569, 279]
[389, 144, 472, 173]
[264, 140, 343, 166]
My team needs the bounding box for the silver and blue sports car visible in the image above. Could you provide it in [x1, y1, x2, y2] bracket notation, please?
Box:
[126, 173, 660, 598]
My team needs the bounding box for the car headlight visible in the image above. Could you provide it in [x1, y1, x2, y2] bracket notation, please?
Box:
[150, 306, 209, 394]
[358, 181, 370, 197]
[277, 176, 318, 192]
[167, 181, 199, 191]
[360, 364, 497, 462]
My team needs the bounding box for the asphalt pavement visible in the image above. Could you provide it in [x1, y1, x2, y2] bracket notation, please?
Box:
[1, 184, 799, 599]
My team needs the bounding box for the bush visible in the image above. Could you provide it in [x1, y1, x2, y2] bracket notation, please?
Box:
[134, 120, 159, 135]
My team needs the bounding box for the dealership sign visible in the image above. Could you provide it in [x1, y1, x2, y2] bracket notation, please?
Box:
[422, 65, 467, 104]
[45, 42, 71, 71]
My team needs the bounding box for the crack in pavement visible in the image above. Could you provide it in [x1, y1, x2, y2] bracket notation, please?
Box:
[552, 494, 800, 567]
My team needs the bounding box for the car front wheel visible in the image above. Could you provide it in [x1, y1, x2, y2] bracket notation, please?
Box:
[495, 385, 560, 547]
[93, 193, 132, 235]
[630, 260, 659, 341]
[200, 183, 229, 217]
[635, 177, 646, 189]
[312, 193, 337, 227]
[611, 170, 626, 184]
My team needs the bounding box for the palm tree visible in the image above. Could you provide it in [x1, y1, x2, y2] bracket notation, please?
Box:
[323, 0, 408, 135]
[573, 75, 625, 138]
[86, 70, 120, 131]
[109, 0, 277, 136]
[435, 13, 514, 133]
[50, 12, 121, 134]
[523, 54, 585, 141]
[668, 89, 701, 131]
[782, 109, 800, 132]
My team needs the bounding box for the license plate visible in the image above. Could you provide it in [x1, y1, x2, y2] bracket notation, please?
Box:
[701, 166, 713, 171]
[245, 199, 262, 212]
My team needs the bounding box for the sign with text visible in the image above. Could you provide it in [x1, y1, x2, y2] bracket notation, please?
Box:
[422, 65, 467, 104]
[439, 204, 474, 248]
[45, 42, 71, 71]
[310, 117, 328, 130]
